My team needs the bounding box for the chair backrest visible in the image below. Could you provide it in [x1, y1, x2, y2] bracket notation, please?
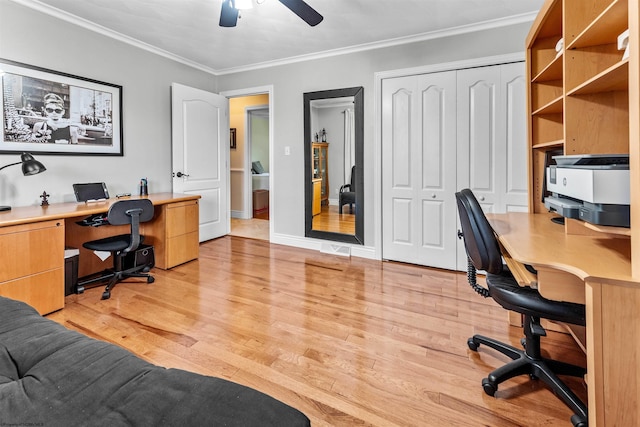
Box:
[349, 165, 356, 191]
[106, 199, 154, 252]
[455, 189, 504, 275]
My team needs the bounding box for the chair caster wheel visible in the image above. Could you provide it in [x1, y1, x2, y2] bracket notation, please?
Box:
[147, 276, 155, 283]
[101, 291, 111, 300]
[467, 338, 479, 351]
[520, 338, 526, 348]
[482, 378, 496, 396]
[570, 414, 588, 427]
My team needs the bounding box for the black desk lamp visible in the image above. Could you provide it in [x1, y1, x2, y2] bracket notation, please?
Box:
[0, 152, 47, 212]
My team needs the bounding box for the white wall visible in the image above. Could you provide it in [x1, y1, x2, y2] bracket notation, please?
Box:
[1, 0, 532, 255]
[216, 22, 533, 248]
[0, 1, 216, 207]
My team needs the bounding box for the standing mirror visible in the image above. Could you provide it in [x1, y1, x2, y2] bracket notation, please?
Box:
[304, 86, 364, 244]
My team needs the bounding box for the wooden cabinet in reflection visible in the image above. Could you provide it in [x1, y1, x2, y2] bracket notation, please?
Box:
[312, 178, 322, 216]
[312, 142, 329, 208]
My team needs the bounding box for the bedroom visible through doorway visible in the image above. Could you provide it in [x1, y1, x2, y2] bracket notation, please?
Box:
[228, 93, 270, 241]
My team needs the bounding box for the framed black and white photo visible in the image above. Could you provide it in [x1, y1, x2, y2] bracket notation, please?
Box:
[230, 127, 236, 149]
[0, 58, 123, 156]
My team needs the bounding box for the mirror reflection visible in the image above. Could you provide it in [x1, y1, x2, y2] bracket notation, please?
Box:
[304, 87, 363, 244]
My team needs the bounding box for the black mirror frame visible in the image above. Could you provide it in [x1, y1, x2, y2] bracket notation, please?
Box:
[304, 86, 364, 245]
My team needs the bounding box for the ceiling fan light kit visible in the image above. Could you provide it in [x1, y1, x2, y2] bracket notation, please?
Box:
[219, 0, 323, 27]
[234, 0, 253, 9]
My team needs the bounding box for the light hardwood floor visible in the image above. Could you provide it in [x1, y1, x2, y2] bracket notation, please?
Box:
[49, 237, 586, 426]
[230, 217, 269, 240]
[312, 204, 356, 235]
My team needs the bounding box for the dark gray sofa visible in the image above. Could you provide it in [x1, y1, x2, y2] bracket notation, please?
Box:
[0, 296, 310, 426]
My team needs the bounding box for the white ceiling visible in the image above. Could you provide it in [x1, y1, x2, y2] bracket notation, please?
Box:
[12, 0, 544, 74]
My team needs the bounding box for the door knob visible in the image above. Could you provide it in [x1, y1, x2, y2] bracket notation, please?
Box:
[457, 230, 463, 239]
[174, 172, 189, 178]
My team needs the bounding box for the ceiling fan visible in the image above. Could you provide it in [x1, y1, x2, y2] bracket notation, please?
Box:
[219, 0, 323, 27]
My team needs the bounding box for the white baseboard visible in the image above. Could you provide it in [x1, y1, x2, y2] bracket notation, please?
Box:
[230, 210, 252, 219]
[269, 233, 377, 260]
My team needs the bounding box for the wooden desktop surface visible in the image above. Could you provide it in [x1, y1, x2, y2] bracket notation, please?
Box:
[0, 193, 201, 316]
[0, 193, 199, 228]
[487, 212, 640, 426]
[487, 212, 634, 284]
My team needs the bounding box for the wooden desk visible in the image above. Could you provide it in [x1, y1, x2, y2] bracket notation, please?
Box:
[0, 193, 200, 315]
[487, 212, 640, 427]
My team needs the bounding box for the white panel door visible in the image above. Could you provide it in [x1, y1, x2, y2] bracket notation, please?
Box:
[456, 65, 502, 213]
[382, 71, 458, 269]
[456, 63, 528, 213]
[382, 62, 527, 271]
[501, 62, 529, 212]
[455, 63, 528, 270]
[171, 83, 229, 242]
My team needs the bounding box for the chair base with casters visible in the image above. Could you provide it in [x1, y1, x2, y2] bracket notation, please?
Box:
[455, 189, 588, 427]
[78, 199, 155, 300]
[467, 268, 588, 427]
[78, 235, 155, 300]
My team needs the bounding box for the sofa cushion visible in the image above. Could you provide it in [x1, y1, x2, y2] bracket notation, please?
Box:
[0, 296, 310, 427]
[0, 344, 18, 384]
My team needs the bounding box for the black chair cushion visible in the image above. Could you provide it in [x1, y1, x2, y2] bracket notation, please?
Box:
[83, 234, 144, 253]
[487, 270, 586, 326]
[340, 192, 356, 204]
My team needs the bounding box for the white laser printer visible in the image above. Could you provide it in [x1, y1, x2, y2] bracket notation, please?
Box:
[544, 154, 630, 227]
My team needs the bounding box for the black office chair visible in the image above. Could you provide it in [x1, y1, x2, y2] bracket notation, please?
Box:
[80, 199, 155, 300]
[339, 165, 356, 214]
[455, 189, 588, 427]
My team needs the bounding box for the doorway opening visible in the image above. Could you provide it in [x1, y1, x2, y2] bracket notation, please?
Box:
[223, 88, 273, 241]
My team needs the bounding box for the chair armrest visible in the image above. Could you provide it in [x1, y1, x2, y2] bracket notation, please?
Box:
[339, 184, 351, 193]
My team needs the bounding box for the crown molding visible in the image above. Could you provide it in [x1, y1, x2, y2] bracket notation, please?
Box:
[9, 0, 219, 75]
[10, 0, 536, 77]
[215, 12, 537, 75]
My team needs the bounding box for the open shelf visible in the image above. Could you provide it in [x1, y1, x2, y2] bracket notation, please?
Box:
[566, 0, 628, 50]
[532, 96, 563, 115]
[532, 140, 564, 150]
[567, 59, 628, 96]
[532, 53, 563, 82]
[584, 222, 631, 237]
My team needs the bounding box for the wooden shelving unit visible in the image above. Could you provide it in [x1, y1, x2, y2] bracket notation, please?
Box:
[526, 1, 640, 424]
[311, 142, 329, 206]
[526, 0, 631, 223]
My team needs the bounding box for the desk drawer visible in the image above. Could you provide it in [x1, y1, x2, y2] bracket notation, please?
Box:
[0, 220, 64, 282]
[166, 200, 199, 238]
[0, 268, 64, 315]
[166, 231, 199, 268]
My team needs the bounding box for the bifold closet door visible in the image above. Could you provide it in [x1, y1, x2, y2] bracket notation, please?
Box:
[456, 62, 528, 215]
[382, 71, 458, 270]
[382, 62, 527, 270]
[455, 63, 528, 269]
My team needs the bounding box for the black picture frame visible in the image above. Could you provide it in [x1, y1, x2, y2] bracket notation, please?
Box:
[0, 58, 123, 156]
[230, 128, 236, 149]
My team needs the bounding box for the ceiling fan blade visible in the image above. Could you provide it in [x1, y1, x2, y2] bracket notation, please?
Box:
[278, 0, 323, 26]
[219, 0, 239, 27]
